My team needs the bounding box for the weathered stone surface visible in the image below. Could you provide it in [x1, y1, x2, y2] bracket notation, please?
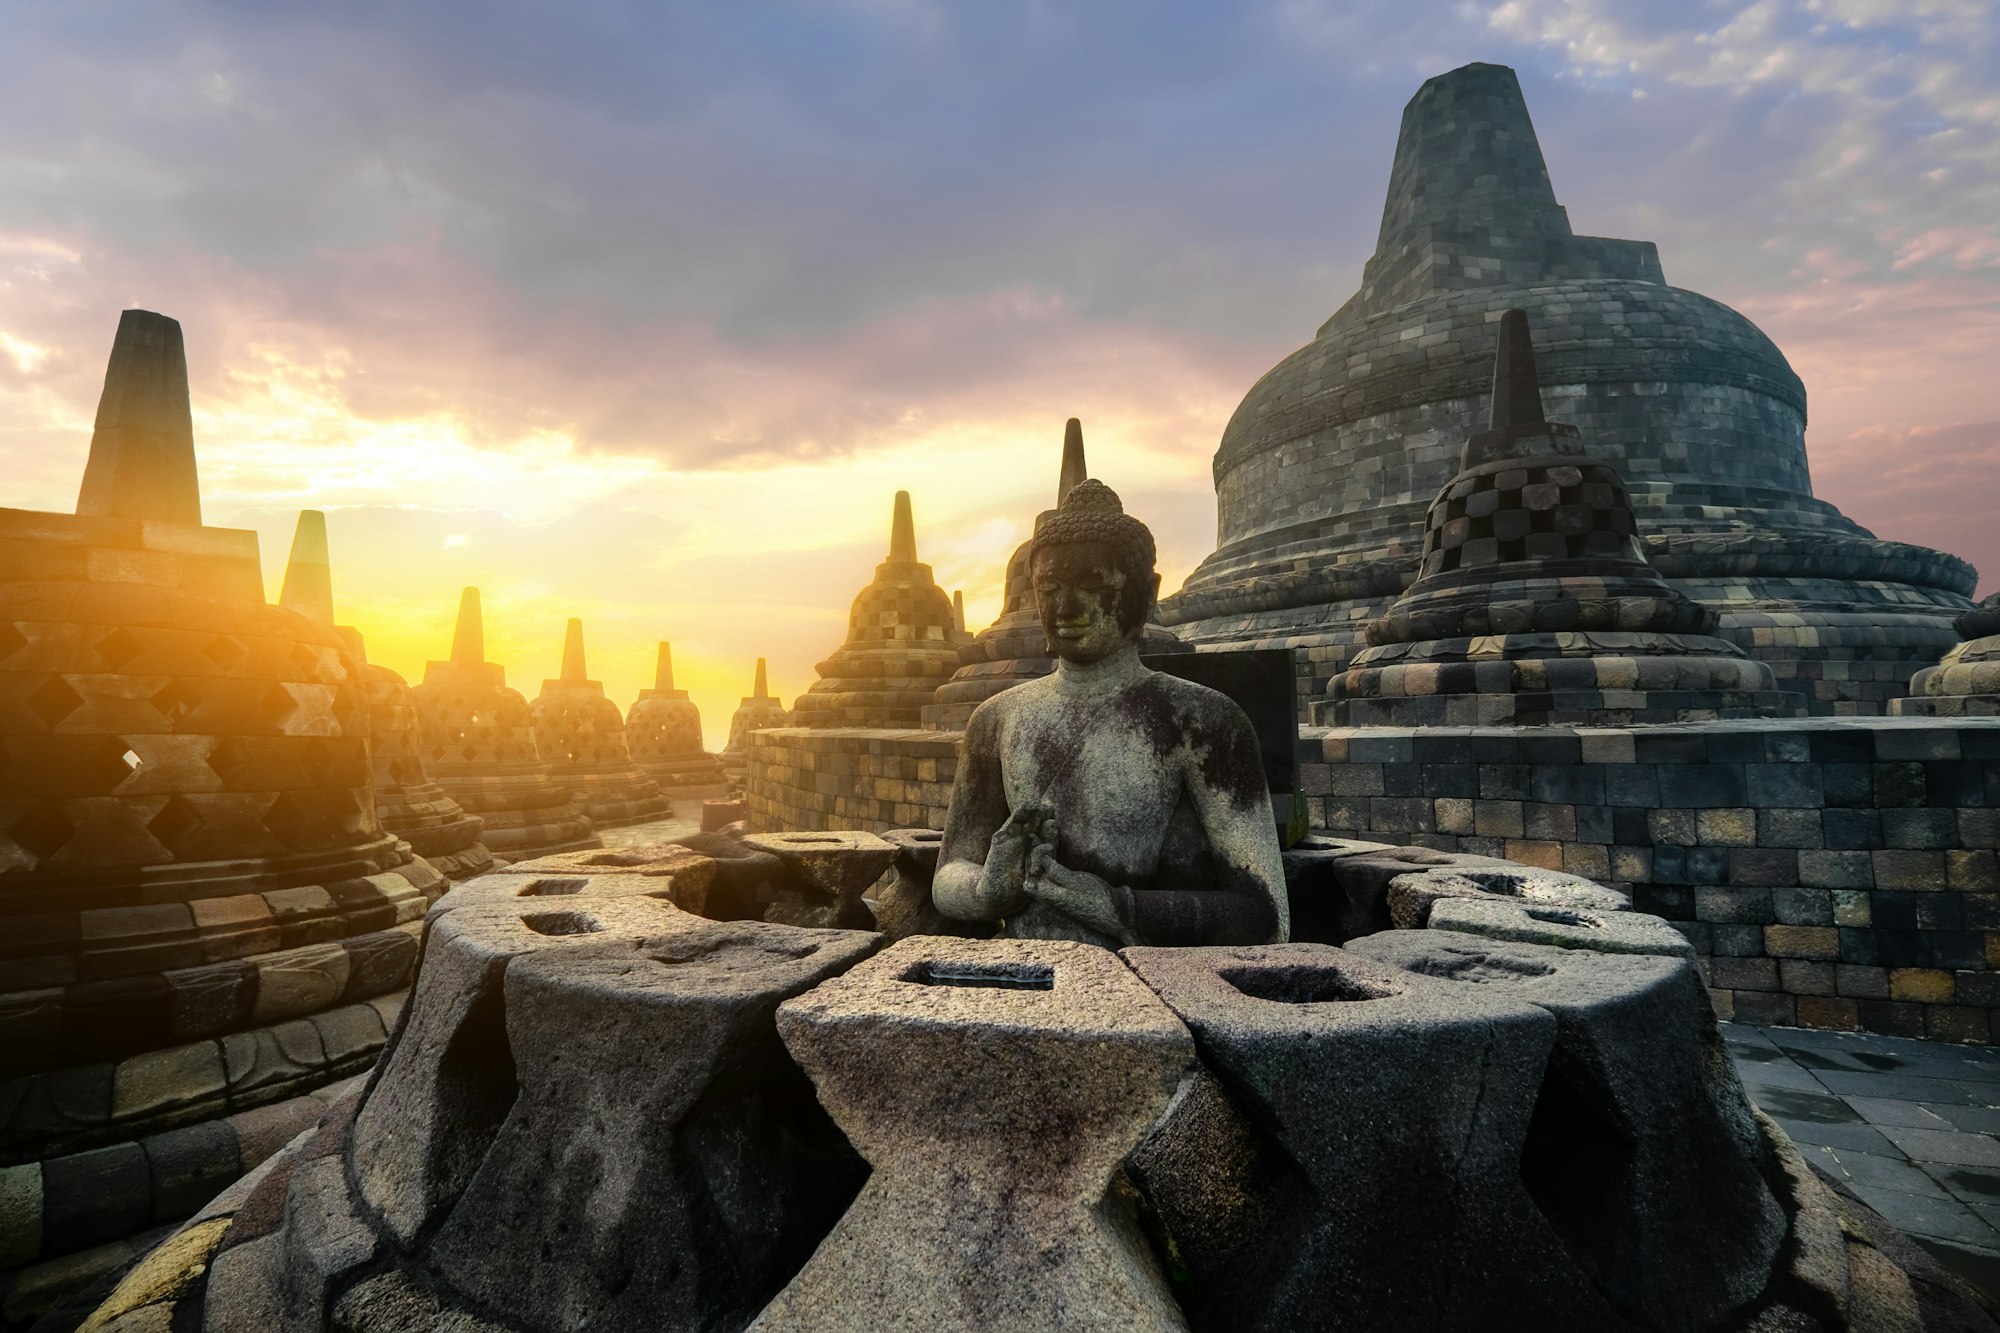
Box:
[1426, 895, 1693, 957]
[1122, 942, 1618, 1331]
[482, 841, 719, 912]
[349, 895, 701, 1245]
[418, 919, 880, 1331]
[743, 829, 896, 929]
[1385, 861, 1629, 930]
[870, 828, 993, 941]
[754, 938, 1194, 1331]
[1345, 930, 1785, 1329]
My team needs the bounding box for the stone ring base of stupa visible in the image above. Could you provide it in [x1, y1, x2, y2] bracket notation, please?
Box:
[1892, 696, 2000, 718]
[82, 838, 1997, 1331]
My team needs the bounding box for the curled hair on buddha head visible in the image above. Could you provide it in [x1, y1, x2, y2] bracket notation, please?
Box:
[1030, 479, 1159, 633]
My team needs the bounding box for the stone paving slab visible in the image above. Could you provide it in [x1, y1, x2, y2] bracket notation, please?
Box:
[1730, 1022, 2000, 1302]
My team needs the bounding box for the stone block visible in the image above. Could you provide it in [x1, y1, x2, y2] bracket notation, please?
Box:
[1888, 969, 1955, 1004]
[1709, 956, 1779, 991]
[1342, 931, 1784, 1331]
[1763, 926, 1839, 961]
[1425, 897, 1692, 958]
[1125, 942, 1596, 1330]
[755, 939, 1193, 1332]
[417, 916, 881, 1330]
[742, 829, 897, 930]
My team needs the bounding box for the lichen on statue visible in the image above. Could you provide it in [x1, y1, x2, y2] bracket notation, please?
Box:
[933, 479, 1290, 947]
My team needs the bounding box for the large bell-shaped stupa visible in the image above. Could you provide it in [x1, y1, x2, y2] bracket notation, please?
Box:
[1160, 61, 1974, 718]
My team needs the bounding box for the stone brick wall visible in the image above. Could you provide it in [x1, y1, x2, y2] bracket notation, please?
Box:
[745, 727, 957, 833]
[1301, 718, 2000, 1041]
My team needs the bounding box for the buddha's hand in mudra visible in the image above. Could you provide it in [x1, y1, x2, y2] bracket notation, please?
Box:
[976, 803, 1051, 912]
[1025, 832, 1132, 943]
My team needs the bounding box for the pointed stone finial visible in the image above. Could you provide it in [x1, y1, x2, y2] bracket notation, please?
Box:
[889, 491, 917, 563]
[1459, 309, 1579, 469]
[1058, 418, 1087, 506]
[279, 510, 334, 625]
[953, 589, 966, 633]
[76, 309, 202, 526]
[1488, 309, 1547, 431]
[655, 642, 676, 693]
[451, 587, 485, 667]
[561, 618, 587, 684]
[753, 657, 770, 700]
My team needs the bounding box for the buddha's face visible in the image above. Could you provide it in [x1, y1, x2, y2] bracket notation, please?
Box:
[1032, 542, 1134, 664]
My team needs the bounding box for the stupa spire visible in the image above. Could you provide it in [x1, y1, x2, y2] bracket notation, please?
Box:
[1460, 308, 1576, 470]
[753, 657, 770, 700]
[654, 642, 676, 693]
[451, 587, 485, 667]
[279, 510, 334, 625]
[1376, 63, 1566, 253]
[561, 619, 588, 684]
[75, 309, 202, 526]
[1488, 309, 1548, 431]
[1058, 418, 1087, 505]
[889, 491, 917, 563]
[953, 590, 966, 633]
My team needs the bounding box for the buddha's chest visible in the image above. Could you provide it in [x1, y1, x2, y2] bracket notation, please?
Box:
[998, 708, 1184, 830]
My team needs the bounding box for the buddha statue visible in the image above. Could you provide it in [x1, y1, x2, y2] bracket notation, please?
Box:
[933, 481, 1288, 947]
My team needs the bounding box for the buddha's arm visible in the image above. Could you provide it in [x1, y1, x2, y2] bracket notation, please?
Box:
[933, 705, 1032, 921]
[1120, 705, 1289, 946]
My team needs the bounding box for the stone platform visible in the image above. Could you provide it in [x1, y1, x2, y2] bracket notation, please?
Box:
[76, 839, 1998, 1330]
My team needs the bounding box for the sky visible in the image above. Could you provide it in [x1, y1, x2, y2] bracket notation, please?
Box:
[2, 0, 1996, 749]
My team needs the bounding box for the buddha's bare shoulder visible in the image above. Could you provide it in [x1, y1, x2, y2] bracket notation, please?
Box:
[1129, 670, 1251, 725]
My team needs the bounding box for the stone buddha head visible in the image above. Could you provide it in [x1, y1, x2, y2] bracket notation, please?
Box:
[1028, 479, 1160, 665]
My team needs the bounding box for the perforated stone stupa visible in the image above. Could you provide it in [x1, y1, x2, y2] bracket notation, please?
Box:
[625, 641, 729, 799]
[721, 658, 788, 790]
[530, 619, 672, 829]
[1161, 61, 1974, 717]
[791, 492, 966, 729]
[411, 589, 599, 860]
[923, 419, 1188, 729]
[0, 310, 440, 1313]
[277, 511, 494, 882]
[1328, 310, 1801, 727]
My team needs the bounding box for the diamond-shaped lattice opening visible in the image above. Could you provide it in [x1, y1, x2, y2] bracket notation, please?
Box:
[262, 793, 315, 848]
[148, 795, 203, 852]
[151, 679, 204, 727]
[203, 636, 247, 671]
[290, 642, 320, 674]
[261, 683, 298, 726]
[94, 628, 143, 670]
[26, 677, 84, 729]
[67, 736, 140, 798]
[0, 623, 26, 664]
[8, 801, 74, 862]
[207, 737, 251, 787]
